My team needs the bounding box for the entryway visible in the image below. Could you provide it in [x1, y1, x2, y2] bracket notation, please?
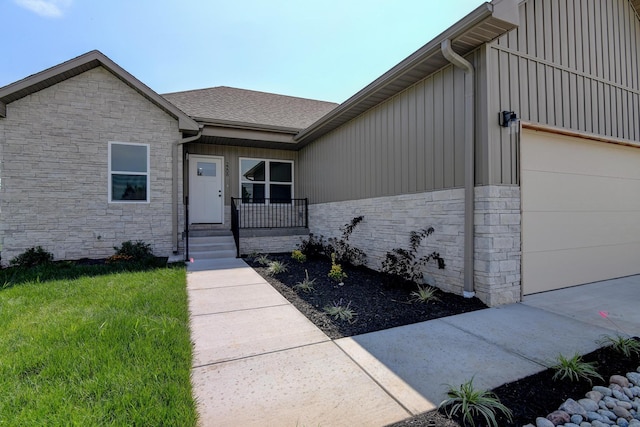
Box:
[189, 155, 224, 224]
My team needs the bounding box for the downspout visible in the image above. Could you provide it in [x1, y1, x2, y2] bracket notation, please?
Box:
[441, 39, 475, 298]
[173, 129, 202, 256]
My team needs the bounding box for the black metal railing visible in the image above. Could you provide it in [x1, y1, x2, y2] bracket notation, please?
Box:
[230, 197, 241, 258]
[231, 198, 308, 229]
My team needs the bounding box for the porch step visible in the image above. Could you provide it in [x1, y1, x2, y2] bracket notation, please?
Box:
[188, 232, 237, 260]
[189, 228, 233, 238]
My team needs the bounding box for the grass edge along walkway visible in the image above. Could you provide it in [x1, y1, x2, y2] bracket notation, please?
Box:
[0, 265, 197, 426]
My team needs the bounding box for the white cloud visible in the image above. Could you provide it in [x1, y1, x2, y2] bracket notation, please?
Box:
[14, 0, 72, 18]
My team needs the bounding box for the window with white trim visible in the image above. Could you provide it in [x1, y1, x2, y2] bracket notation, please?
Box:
[240, 158, 293, 203]
[109, 142, 150, 203]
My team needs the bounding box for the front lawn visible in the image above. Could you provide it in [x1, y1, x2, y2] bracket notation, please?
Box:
[0, 264, 197, 426]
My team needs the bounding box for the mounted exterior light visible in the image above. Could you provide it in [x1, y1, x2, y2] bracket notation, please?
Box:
[500, 110, 518, 127]
[500, 110, 519, 134]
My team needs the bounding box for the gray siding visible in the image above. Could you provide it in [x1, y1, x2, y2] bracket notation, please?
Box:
[486, 0, 640, 184]
[185, 143, 297, 205]
[298, 54, 479, 204]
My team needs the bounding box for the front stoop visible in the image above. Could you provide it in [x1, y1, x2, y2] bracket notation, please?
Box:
[188, 228, 237, 260]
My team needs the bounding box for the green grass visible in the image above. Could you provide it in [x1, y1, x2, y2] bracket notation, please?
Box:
[0, 264, 197, 426]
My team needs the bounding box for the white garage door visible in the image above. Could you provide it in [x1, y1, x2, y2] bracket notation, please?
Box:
[521, 129, 640, 294]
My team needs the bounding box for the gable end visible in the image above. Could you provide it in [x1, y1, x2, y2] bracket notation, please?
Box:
[0, 50, 199, 132]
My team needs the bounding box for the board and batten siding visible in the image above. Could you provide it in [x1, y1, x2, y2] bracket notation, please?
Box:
[185, 143, 297, 205]
[298, 56, 479, 204]
[486, 0, 640, 185]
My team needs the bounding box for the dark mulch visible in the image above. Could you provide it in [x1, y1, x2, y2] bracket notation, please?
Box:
[246, 253, 640, 427]
[246, 253, 487, 339]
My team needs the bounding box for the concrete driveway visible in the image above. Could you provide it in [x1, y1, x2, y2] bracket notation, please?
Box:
[187, 259, 640, 427]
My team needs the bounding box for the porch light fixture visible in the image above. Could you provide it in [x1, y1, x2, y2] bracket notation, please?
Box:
[499, 110, 518, 127]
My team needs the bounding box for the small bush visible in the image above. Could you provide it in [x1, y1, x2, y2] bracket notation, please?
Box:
[411, 285, 439, 303]
[327, 216, 367, 266]
[10, 246, 54, 268]
[291, 250, 307, 263]
[597, 335, 640, 358]
[113, 240, 154, 262]
[323, 299, 357, 322]
[381, 227, 445, 285]
[551, 353, 603, 384]
[255, 254, 271, 266]
[297, 233, 328, 258]
[439, 377, 513, 427]
[294, 270, 316, 293]
[266, 260, 288, 276]
[105, 254, 134, 264]
[327, 253, 347, 283]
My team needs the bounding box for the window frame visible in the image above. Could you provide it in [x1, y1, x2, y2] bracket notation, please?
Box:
[108, 141, 150, 203]
[239, 157, 294, 204]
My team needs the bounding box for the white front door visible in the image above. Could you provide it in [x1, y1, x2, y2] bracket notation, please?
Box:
[189, 155, 223, 224]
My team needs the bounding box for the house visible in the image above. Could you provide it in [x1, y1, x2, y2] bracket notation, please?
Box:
[1, 0, 639, 307]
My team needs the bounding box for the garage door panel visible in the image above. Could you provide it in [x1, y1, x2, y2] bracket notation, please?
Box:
[521, 129, 640, 295]
[521, 171, 640, 212]
[522, 243, 640, 294]
[522, 211, 640, 253]
[522, 131, 640, 179]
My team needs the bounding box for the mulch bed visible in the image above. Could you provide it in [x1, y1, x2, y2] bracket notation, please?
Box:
[246, 253, 640, 427]
[246, 253, 487, 339]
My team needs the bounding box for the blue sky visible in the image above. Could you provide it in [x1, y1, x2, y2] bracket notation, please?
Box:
[2, 0, 484, 103]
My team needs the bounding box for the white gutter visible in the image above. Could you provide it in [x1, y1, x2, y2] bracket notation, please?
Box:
[172, 130, 202, 253]
[441, 39, 476, 298]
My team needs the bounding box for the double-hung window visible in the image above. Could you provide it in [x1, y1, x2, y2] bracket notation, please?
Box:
[109, 142, 150, 203]
[240, 158, 293, 203]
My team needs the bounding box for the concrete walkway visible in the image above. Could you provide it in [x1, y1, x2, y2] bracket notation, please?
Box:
[187, 258, 640, 427]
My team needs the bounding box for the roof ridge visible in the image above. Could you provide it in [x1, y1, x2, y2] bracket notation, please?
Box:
[163, 85, 337, 105]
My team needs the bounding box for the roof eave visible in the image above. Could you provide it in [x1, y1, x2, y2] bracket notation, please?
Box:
[294, 0, 520, 145]
[195, 117, 301, 134]
[0, 50, 200, 133]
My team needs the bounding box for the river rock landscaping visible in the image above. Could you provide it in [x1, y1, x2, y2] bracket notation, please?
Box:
[247, 251, 640, 427]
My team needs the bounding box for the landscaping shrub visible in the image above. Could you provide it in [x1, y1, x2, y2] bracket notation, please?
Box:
[298, 216, 367, 267]
[326, 216, 367, 266]
[298, 233, 328, 258]
[110, 240, 154, 264]
[291, 249, 306, 263]
[10, 246, 54, 268]
[327, 253, 347, 283]
[381, 227, 445, 285]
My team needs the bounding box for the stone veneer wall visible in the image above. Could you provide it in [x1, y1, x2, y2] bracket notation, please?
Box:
[0, 67, 182, 264]
[307, 185, 521, 306]
[239, 234, 307, 256]
[473, 185, 521, 306]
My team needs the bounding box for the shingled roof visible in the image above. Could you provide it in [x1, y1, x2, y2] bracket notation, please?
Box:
[162, 86, 338, 131]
